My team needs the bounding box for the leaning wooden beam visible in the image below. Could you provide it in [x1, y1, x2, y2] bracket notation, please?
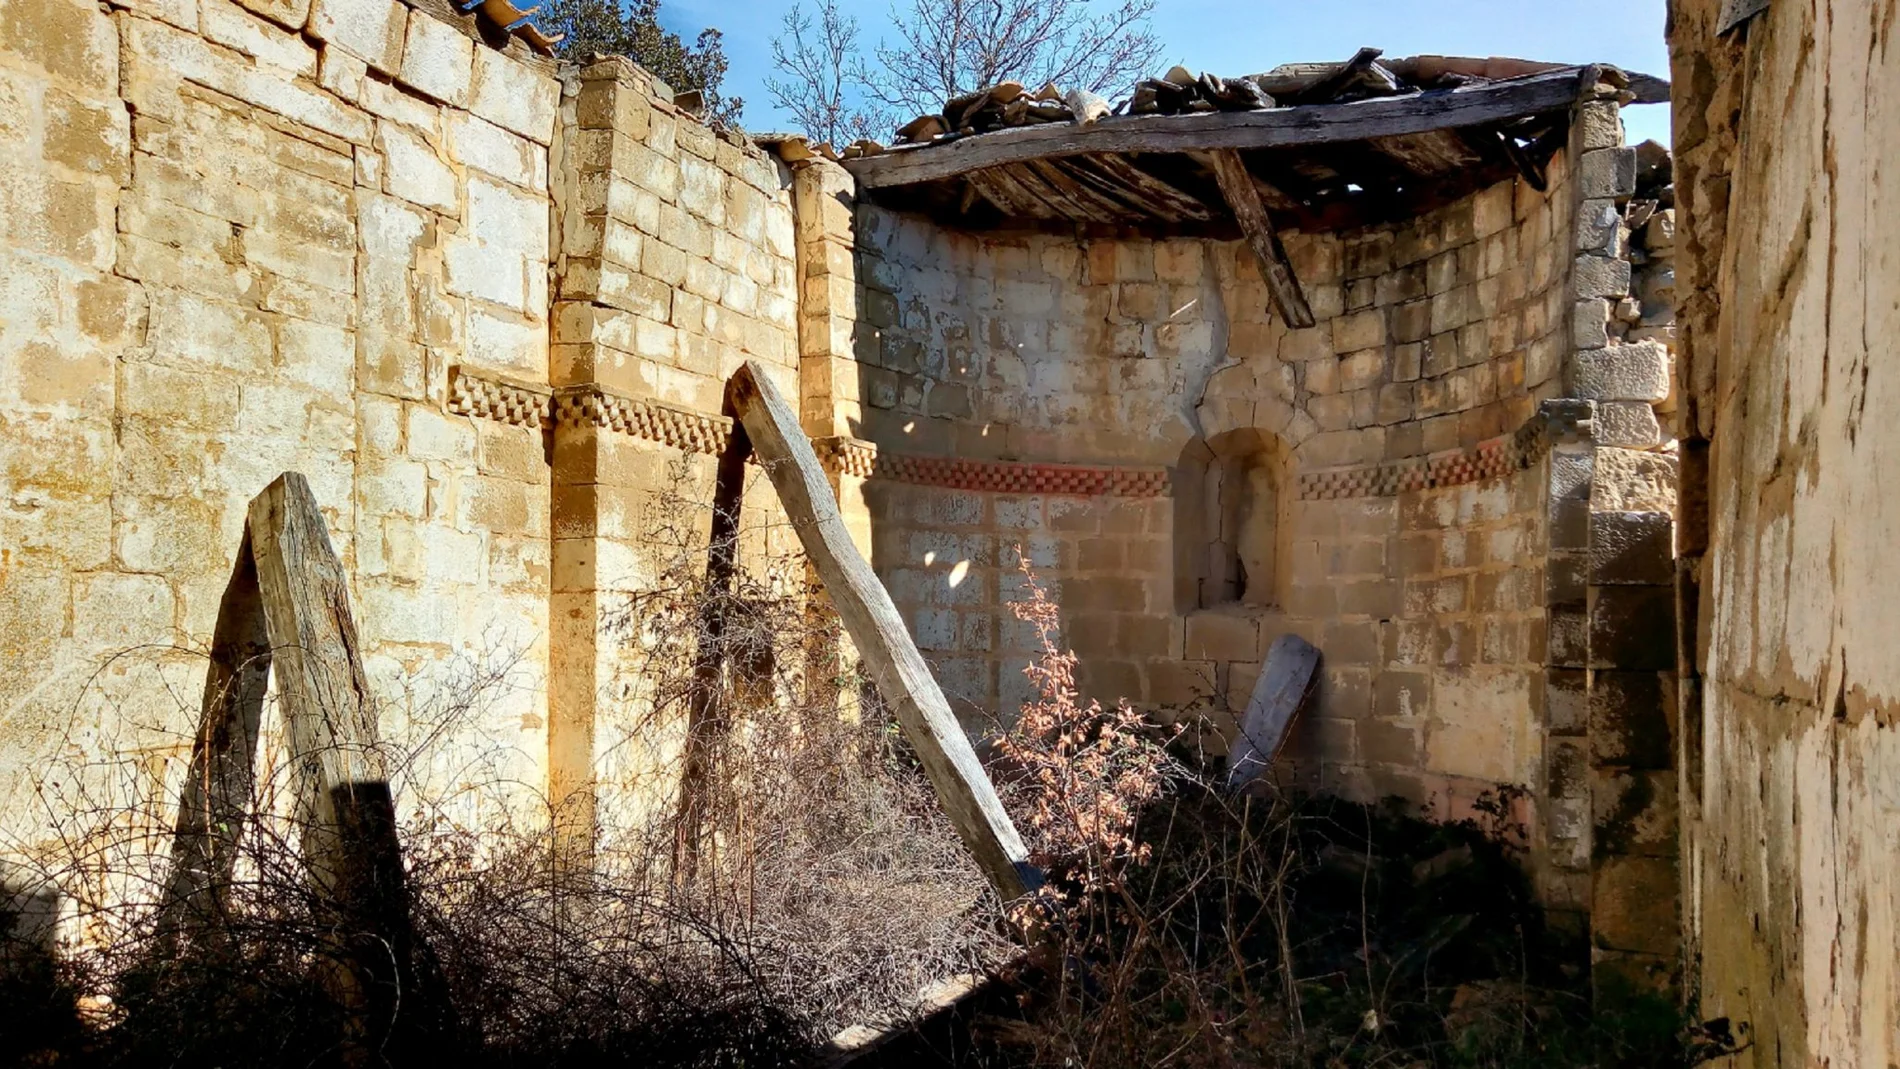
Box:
[1208, 148, 1316, 328]
[1226, 634, 1322, 790]
[159, 531, 273, 943]
[846, 67, 1605, 189]
[726, 361, 1042, 902]
[247, 472, 442, 1059]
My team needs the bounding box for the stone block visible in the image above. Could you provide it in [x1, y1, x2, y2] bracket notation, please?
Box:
[1590, 447, 1677, 513]
[309, 0, 406, 74]
[1576, 100, 1623, 150]
[1339, 347, 1384, 391]
[1591, 856, 1677, 955]
[1594, 401, 1663, 448]
[1576, 198, 1622, 255]
[1547, 667, 1587, 735]
[376, 121, 457, 212]
[1589, 586, 1675, 670]
[1321, 620, 1381, 666]
[1358, 718, 1419, 767]
[1569, 340, 1669, 401]
[1374, 669, 1430, 720]
[1473, 181, 1514, 236]
[203, 0, 316, 76]
[469, 47, 559, 144]
[0, 0, 118, 93]
[317, 41, 366, 101]
[1572, 298, 1610, 349]
[1546, 550, 1588, 606]
[1593, 769, 1676, 857]
[1332, 310, 1384, 353]
[1590, 511, 1673, 585]
[1574, 254, 1632, 299]
[130, 20, 374, 144]
[1579, 147, 1638, 199]
[1184, 612, 1258, 662]
[398, 10, 473, 106]
[1589, 671, 1674, 769]
[1300, 428, 1385, 468]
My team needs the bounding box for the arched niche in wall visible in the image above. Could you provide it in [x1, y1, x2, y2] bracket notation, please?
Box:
[1173, 429, 1292, 613]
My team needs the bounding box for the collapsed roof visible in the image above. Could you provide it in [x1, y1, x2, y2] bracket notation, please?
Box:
[836, 50, 1668, 239]
[814, 49, 1667, 326]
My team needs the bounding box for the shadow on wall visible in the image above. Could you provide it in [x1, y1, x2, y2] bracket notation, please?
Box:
[1, 862, 78, 1056]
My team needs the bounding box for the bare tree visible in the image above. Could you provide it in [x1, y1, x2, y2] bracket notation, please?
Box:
[765, 0, 887, 146]
[770, 0, 1162, 140]
[870, 0, 1161, 119]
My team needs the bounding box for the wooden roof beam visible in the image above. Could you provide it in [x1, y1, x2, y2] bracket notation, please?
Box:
[1209, 149, 1315, 328]
[847, 66, 1611, 189]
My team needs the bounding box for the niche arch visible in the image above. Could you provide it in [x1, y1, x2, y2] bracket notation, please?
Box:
[1173, 428, 1293, 613]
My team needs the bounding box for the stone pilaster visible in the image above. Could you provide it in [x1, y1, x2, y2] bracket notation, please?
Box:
[1560, 81, 1682, 1003]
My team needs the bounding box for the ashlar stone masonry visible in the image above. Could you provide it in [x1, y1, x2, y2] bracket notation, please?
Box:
[0, 0, 1684, 981]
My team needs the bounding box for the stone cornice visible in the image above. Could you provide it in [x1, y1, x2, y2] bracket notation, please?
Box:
[447, 367, 1570, 501]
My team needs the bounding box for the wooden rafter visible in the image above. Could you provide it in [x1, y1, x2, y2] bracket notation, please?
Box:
[1209, 148, 1315, 328]
[847, 67, 1599, 189]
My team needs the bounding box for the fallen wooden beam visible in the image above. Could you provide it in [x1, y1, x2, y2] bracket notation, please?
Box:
[1226, 634, 1322, 790]
[726, 361, 1041, 902]
[846, 67, 1594, 189]
[1208, 148, 1316, 328]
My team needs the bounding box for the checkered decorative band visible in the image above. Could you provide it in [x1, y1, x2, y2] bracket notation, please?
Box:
[1297, 418, 1552, 500]
[816, 437, 1169, 497]
[450, 367, 1551, 502]
[550, 387, 736, 455]
[447, 366, 552, 428]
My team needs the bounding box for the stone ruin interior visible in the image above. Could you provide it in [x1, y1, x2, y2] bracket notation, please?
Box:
[0, 0, 1895, 1063]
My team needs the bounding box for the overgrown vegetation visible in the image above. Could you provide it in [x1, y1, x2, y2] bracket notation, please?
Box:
[2, 471, 1685, 1067]
[542, 0, 742, 125]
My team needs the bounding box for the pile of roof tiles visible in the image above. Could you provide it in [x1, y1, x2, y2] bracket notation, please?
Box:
[887, 50, 1567, 143]
[772, 50, 1569, 161]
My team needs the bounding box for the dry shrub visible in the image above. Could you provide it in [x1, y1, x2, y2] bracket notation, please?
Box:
[1, 459, 1008, 1066]
[971, 555, 1679, 1069]
[2, 476, 1680, 1068]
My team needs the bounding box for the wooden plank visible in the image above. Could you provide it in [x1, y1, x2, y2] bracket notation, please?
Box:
[726, 361, 1041, 903]
[846, 67, 1591, 189]
[1020, 158, 1133, 223]
[1225, 634, 1322, 790]
[1717, 0, 1770, 35]
[1293, 46, 1391, 105]
[159, 531, 273, 941]
[247, 472, 441, 1060]
[248, 474, 388, 843]
[1209, 148, 1316, 328]
[966, 167, 1061, 219]
[1073, 154, 1215, 222]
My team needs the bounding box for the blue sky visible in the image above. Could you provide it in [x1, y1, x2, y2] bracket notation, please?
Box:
[660, 0, 1672, 145]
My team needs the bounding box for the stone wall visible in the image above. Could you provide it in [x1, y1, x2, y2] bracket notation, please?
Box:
[0, 0, 799, 867]
[544, 56, 799, 847]
[0, 0, 565, 847]
[844, 161, 1577, 840]
[0, 0, 1687, 981]
[1669, 0, 1900, 1063]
